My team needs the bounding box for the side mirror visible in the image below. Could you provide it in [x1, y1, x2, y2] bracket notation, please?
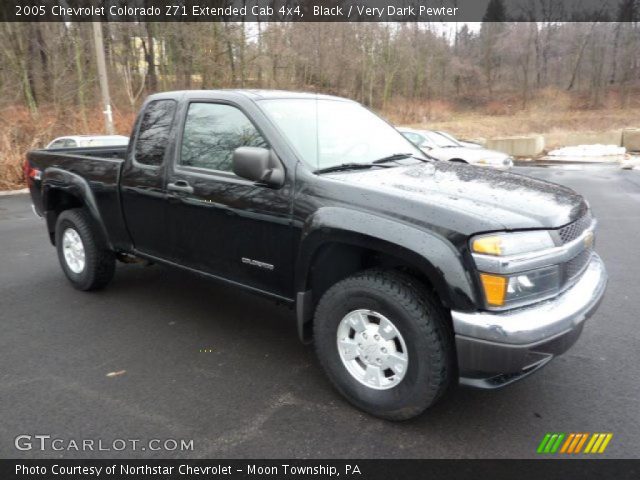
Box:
[232, 147, 285, 188]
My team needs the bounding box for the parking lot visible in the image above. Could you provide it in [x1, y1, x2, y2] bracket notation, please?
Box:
[1, 164, 638, 459]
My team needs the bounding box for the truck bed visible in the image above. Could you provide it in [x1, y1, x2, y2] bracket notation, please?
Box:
[26, 146, 130, 250]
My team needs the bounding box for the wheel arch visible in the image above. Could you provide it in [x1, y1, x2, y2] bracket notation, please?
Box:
[41, 168, 110, 247]
[295, 207, 478, 342]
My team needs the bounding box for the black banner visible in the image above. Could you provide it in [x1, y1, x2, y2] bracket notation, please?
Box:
[2, 460, 640, 480]
[2, 0, 639, 22]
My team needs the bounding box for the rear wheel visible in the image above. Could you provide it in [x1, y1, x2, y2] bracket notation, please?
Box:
[55, 209, 115, 291]
[314, 269, 453, 420]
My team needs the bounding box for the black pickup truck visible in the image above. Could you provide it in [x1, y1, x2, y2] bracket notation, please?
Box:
[26, 90, 607, 420]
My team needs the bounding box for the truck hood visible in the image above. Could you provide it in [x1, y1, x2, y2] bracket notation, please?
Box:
[326, 161, 587, 230]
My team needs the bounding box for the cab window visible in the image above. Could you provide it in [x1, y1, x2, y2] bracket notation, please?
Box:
[134, 100, 177, 166]
[180, 103, 267, 173]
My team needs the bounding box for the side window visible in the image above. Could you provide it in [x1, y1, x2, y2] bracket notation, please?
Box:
[180, 103, 267, 172]
[49, 140, 65, 149]
[134, 100, 176, 166]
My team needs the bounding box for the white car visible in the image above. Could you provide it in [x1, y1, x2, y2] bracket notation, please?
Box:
[398, 128, 513, 169]
[435, 130, 484, 149]
[46, 135, 129, 149]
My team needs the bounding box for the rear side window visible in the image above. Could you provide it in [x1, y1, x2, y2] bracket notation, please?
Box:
[134, 100, 176, 166]
[180, 103, 267, 172]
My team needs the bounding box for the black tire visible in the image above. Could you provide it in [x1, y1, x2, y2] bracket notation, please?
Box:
[55, 208, 115, 291]
[314, 269, 453, 421]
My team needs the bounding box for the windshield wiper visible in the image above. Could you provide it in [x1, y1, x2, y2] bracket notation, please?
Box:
[374, 152, 436, 164]
[314, 162, 393, 174]
[314, 152, 433, 174]
[372, 153, 414, 164]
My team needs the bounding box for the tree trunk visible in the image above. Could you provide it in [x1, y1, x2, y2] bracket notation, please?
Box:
[74, 25, 88, 130]
[567, 22, 598, 91]
[144, 23, 157, 92]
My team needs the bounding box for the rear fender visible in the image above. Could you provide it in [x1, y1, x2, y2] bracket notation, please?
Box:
[41, 167, 110, 247]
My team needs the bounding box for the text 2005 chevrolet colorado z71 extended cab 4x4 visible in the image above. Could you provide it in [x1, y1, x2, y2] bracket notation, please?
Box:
[25, 90, 607, 420]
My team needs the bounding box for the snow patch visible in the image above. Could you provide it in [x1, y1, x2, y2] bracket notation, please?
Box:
[548, 144, 626, 158]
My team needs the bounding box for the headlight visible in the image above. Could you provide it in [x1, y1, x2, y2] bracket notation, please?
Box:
[471, 230, 560, 309]
[479, 266, 561, 308]
[471, 231, 555, 256]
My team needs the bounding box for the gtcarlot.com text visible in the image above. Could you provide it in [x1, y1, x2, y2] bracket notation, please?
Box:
[14, 434, 194, 452]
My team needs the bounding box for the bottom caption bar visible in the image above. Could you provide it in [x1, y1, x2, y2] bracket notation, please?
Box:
[3, 459, 639, 480]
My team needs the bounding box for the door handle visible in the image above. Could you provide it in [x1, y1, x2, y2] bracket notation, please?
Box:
[167, 181, 194, 194]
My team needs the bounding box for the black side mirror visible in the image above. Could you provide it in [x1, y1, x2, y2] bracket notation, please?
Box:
[232, 147, 285, 188]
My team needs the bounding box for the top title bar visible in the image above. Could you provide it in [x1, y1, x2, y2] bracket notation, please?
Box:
[2, 0, 637, 22]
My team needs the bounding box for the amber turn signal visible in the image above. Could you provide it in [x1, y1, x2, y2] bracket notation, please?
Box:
[479, 273, 507, 306]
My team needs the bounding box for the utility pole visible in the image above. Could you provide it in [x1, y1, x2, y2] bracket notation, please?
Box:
[92, 21, 115, 134]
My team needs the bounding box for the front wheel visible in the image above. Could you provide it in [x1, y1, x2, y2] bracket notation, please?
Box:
[313, 269, 453, 420]
[55, 209, 115, 291]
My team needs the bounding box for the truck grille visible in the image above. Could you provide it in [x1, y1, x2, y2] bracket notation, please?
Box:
[564, 248, 593, 284]
[557, 211, 592, 245]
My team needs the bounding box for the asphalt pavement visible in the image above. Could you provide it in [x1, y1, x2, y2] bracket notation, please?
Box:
[0, 164, 638, 459]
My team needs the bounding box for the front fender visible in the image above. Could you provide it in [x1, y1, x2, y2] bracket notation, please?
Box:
[42, 167, 110, 247]
[296, 207, 479, 312]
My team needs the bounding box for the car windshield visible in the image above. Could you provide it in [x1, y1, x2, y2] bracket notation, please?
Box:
[422, 131, 461, 148]
[259, 98, 424, 171]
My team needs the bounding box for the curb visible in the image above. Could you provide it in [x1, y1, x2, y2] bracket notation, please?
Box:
[0, 188, 29, 196]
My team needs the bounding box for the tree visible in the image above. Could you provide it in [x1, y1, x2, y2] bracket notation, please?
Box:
[480, 0, 507, 94]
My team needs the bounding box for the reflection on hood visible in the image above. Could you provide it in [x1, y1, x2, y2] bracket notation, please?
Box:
[327, 161, 587, 230]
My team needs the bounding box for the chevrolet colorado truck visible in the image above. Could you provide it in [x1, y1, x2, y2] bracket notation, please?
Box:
[25, 90, 607, 420]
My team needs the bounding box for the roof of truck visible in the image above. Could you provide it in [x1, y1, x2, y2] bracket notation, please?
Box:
[147, 89, 350, 102]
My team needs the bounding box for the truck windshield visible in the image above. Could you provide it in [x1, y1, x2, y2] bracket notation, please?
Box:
[259, 98, 424, 171]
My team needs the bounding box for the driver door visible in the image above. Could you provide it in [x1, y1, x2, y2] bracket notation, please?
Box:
[164, 101, 294, 298]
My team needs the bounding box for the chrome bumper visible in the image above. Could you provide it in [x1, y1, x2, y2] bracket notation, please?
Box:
[452, 254, 607, 388]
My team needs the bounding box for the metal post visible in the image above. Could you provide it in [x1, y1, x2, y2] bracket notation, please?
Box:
[92, 21, 115, 134]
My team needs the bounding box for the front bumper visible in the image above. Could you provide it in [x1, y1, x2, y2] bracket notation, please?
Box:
[452, 253, 607, 388]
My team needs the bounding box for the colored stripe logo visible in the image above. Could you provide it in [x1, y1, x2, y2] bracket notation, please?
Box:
[537, 433, 613, 454]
